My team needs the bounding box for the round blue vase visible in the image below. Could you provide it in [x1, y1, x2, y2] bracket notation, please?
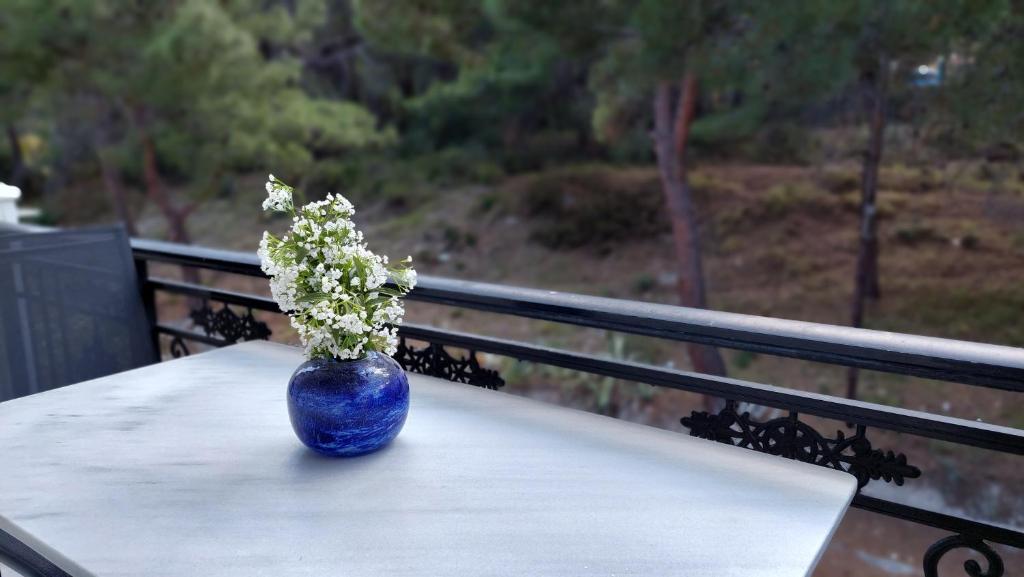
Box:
[287, 353, 410, 457]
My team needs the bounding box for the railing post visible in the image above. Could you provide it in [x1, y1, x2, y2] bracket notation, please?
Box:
[134, 257, 160, 361]
[0, 182, 20, 224]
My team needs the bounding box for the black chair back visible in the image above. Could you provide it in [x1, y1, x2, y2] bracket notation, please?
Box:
[0, 226, 157, 401]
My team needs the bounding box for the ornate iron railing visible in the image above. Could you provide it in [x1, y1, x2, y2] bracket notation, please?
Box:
[127, 237, 1024, 576]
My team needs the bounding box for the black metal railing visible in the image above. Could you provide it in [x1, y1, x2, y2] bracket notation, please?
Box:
[130, 237, 1021, 577]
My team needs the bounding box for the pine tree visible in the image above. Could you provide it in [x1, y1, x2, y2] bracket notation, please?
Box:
[505, 0, 743, 383]
[767, 1, 987, 398]
[15, 0, 393, 242]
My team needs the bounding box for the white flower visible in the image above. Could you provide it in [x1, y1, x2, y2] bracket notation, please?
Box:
[262, 175, 293, 212]
[258, 174, 416, 361]
[394, 268, 417, 290]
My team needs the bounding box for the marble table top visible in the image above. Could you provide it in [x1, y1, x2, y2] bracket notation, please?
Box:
[0, 341, 856, 577]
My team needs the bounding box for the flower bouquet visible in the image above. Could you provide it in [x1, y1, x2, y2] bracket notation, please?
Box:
[259, 175, 416, 456]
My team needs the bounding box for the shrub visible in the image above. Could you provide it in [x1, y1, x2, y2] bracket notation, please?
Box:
[1012, 231, 1024, 252]
[512, 165, 668, 249]
[959, 233, 981, 250]
[606, 129, 655, 164]
[881, 164, 940, 192]
[745, 123, 813, 165]
[818, 167, 860, 194]
[305, 147, 504, 208]
[500, 131, 588, 174]
[894, 223, 941, 245]
[761, 182, 830, 218]
[633, 274, 656, 294]
[689, 171, 742, 201]
[732, 350, 758, 370]
[413, 146, 504, 185]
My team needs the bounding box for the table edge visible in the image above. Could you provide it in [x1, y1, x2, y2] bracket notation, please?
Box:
[0, 340, 859, 577]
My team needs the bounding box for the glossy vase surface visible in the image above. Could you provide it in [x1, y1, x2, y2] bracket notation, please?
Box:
[287, 353, 409, 457]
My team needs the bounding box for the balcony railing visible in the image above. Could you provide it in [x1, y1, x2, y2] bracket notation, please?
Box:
[6, 219, 1020, 575]
[129, 236, 1023, 576]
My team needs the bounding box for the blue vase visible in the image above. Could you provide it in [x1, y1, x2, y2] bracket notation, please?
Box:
[287, 352, 410, 457]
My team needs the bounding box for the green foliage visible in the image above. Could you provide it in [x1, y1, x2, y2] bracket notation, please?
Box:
[2, 0, 392, 219]
[0, 0, 69, 120]
[633, 274, 656, 294]
[404, 28, 566, 146]
[714, 181, 837, 238]
[689, 103, 768, 146]
[746, 0, 998, 152]
[5, 0, 1024, 227]
[588, 40, 651, 146]
[559, 0, 748, 148]
[881, 164, 941, 192]
[525, 331, 658, 417]
[731, 349, 759, 371]
[893, 222, 941, 245]
[356, 0, 594, 167]
[353, 0, 487, 63]
[510, 165, 667, 250]
[818, 167, 861, 194]
[761, 183, 832, 218]
[306, 146, 503, 208]
[936, 1, 1024, 149]
[1012, 231, 1024, 253]
[132, 1, 389, 177]
[876, 287, 1024, 347]
[231, 0, 327, 47]
[258, 176, 417, 359]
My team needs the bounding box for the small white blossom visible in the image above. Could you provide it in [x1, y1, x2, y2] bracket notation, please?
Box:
[394, 268, 417, 290]
[262, 175, 294, 212]
[258, 174, 416, 360]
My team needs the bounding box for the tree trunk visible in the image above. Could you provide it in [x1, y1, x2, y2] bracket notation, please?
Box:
[94, 144, 138, 236]
[6, 123, 27, 189]
[847, 57, 889, 399]
[129, 105, 200, 288]
[652, 74, 728, 399]
[128, 104, 192, 243]
[131, 109, 191, 245]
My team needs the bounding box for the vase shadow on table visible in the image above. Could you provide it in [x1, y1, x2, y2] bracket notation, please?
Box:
[285, 437, 406, 477]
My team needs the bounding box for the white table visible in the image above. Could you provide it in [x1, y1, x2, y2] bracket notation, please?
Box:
[0, 341, 855, 576]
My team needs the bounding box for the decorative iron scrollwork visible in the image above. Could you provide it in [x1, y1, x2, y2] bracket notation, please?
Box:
[395, 337, 505, 390]
[169, 335, 191, 358]
[190, 302, 272, 344]
[681, 400, 920, 489]
[924, 534, 1004, 577]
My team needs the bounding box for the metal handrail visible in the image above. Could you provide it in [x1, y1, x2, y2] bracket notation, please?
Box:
[132, 237, 1024, 391]
[132, 237, 1024, 557]
[149, 274, 1024, 453]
